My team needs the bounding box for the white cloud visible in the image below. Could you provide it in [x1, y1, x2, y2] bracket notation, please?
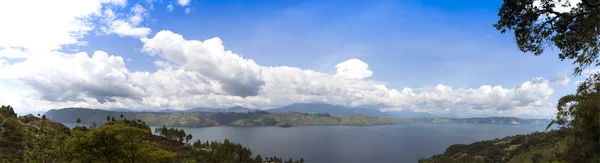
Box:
[107, 20, 152, 38]
[0, 28, 562, 117]
[549, 71, 570, 87]
[141, 30, 265, 97]
[0, 0, 101, 52]
[0, 1, 562, 118]
[334, 58, 373, 79]
[0, 51, 145, 103]
[167, 5, 174, 12]
[100, 4, 152, 38]
[178, 0, 191, 6]
[185, 8, 191, 14]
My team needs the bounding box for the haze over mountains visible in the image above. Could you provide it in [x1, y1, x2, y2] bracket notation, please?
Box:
[44, 102, 550, 128]
[95, 103, 438, 119]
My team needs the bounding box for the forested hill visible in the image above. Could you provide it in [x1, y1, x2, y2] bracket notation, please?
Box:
[0, 105, 303, 162]
[419, 129, 569, 163]
[45, 108, 550, 127]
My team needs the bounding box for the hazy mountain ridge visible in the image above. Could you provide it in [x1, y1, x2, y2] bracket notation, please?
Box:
[44, 105, 550, 127]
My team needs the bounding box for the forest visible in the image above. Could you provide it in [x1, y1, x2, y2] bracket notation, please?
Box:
[0, 105, 303, 163]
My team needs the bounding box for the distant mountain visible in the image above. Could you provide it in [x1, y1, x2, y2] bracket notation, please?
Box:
[268, 103, 437, 118]
[183, 106, 254, 113]
[383, 110, 438, 119]
[268, 103, 388, 116]
[45, 107, 550, 127]
[45, 108, 137, 124]
[223, 106, 254, 113]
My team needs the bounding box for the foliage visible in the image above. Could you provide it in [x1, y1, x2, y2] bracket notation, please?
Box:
[185, 139, 304, 163]
[0, 105, 17, 118]
[495, 0, 600, 162]
[154, 125, 188, 143]
[0, 114, 25, 161]
[419, 129, 569, 163]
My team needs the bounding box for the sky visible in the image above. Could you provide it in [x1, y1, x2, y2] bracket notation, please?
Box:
[0, 0, 588, 118]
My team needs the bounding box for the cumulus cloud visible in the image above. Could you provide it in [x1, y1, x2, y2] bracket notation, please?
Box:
[334, 58, 373, 79]
[0, 51, 145, 103]
[100, 4, 152, 38]
[0, 27, 562, 117]
[0, 1, 561, 118]
[141, 30, 265, 97]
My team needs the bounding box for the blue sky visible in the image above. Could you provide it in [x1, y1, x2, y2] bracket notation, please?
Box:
[0, 0, 582, 118]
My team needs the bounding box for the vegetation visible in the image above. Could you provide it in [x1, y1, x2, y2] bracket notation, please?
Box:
[0, 105, 303, 163]
[45, 108, 550, 127]
[419, 128, 569, 163]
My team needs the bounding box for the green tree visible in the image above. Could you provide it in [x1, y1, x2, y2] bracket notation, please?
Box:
[495, 0, 600, 162]
[23, 126, 70, 162]
[68, 121, 174, 162]
[120, 114, 124, 119]
[107, 116, 111, 122]
[0, 105, 17, 118]
[111, 117, 115, 121]
[76, 117, 81, 125]
[41, 115, 46, 120]
[0, 115, 25, 161]
[186, 133, 193, 143]
[255, 155, 263, 162]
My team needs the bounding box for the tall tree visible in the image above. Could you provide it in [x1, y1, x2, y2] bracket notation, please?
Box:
[76, 117, 81, 125]
[495, 0, 600, 162]
[186, 134, 193, 143]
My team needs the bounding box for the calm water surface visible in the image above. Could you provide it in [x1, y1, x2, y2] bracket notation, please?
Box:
[65, 123, 548, 163]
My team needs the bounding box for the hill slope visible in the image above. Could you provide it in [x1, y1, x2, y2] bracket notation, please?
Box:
[419, 129, 569, 163]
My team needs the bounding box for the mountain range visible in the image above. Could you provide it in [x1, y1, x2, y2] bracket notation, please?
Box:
[148, 103, 437, 118]
[43, 103, 550, 127]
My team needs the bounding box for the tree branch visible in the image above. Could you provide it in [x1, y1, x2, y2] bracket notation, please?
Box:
[582, 0, 600, 8]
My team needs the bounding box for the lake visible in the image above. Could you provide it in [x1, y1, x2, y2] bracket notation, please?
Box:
[64, 123, 549, 163]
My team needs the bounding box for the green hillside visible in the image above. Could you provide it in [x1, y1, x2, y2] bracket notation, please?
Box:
[418, 129, 569, 163]
[0, 105, 303, 163]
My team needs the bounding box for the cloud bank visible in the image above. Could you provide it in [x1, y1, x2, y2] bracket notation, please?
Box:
[0, 0, 566, 118]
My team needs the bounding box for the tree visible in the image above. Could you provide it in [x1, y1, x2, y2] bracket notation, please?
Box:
[186, 133, 193, 143]
[107, 116, 110, 122]
[120, 114, 124, 119]
[41, 115, 46, 120]
[76, 117, 81, 125]
[495, 0, 600, 162]
[0, 115, 25, 161]
[0, 105, 17, 117]
[111, 117, 115, 121]
[67, 121, 174, 162]
[255, 155, 263, 162]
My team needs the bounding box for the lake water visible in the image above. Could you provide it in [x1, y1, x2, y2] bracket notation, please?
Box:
[64, 123, 549, 163]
